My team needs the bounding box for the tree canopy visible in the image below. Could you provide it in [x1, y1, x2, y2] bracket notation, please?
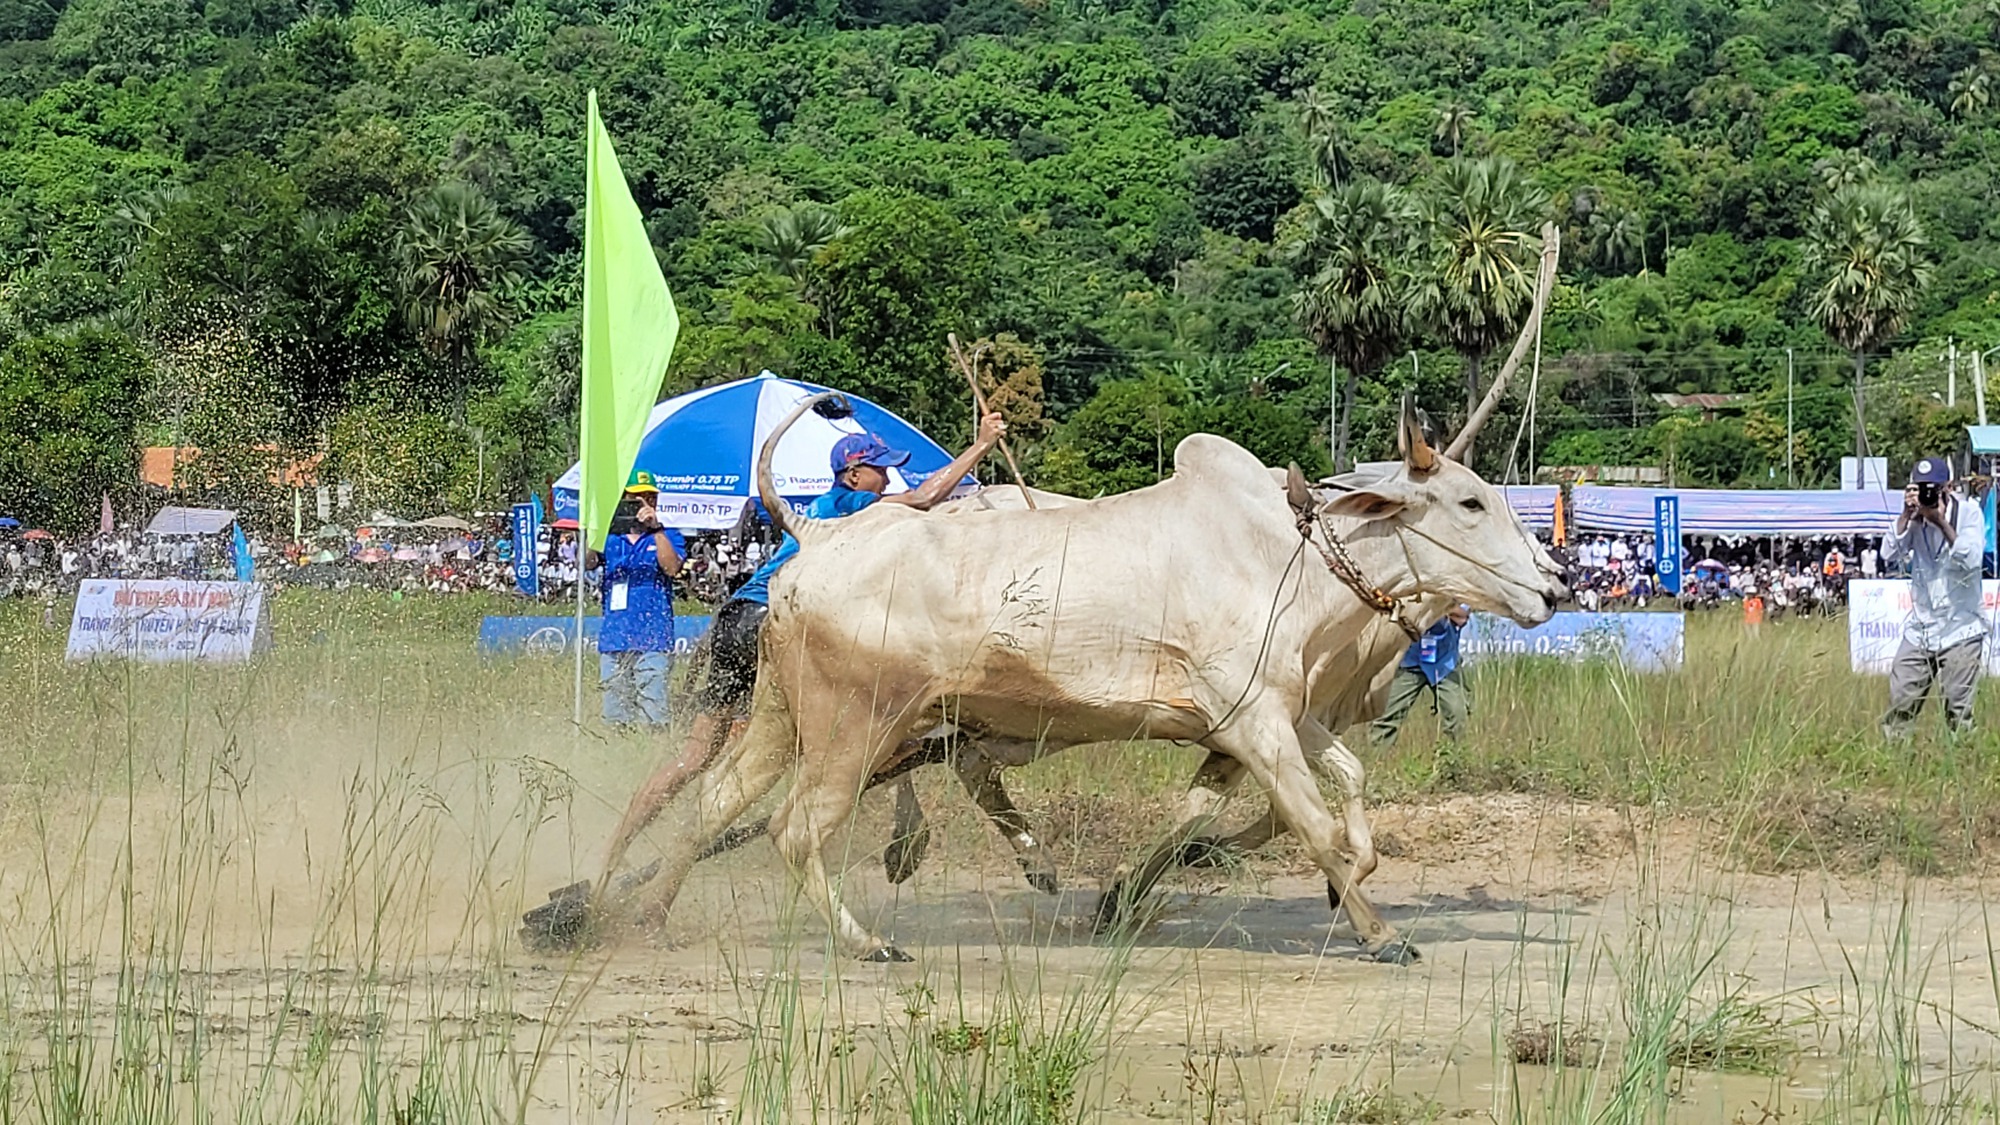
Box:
[3, 0, 1997, 526]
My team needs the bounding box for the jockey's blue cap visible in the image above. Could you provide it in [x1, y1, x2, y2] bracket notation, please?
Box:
[830, 433, 910, 475]
[1911, 457, 1952, 484]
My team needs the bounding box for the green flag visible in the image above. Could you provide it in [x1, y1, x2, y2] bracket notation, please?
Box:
[580, 88, 679, 552]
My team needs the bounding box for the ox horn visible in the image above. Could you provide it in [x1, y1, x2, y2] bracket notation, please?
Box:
[1399, 397, 1439, 476]
[755, 390, 843, 539]
[1284, 462, 1313, 516]
[1444, 221, 1562, 461]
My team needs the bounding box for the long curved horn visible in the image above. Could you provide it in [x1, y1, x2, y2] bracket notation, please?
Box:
[1444, 222, 1562, 461]
[756, 390, 841, 539]
[1400, 396, 1439, 475]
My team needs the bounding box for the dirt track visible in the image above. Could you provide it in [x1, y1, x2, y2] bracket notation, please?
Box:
[9, 783, 1997, 1122]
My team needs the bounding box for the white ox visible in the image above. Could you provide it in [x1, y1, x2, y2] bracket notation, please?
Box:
[633, 401, 1564, 962]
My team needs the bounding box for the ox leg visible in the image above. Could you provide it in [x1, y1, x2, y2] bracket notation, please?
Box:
[883, 775, 931, 885]
[1208, 707, 1412, 964]
[766, 700, 910, 961]
[627, 696, 793, 932]
[1094, 753, 1246, 933]
[952, 743, 1059, 896]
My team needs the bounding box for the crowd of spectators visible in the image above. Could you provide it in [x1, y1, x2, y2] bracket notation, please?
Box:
[0, 519, 785, 605]
[0, 515, 1925, 623]
[1557, 534, 1888, 617]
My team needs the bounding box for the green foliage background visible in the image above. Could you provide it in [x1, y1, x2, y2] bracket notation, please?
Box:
[4, 0, 2000, 526]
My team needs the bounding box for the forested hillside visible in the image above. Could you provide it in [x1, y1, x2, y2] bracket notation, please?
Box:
[3, 0, 1997, 528]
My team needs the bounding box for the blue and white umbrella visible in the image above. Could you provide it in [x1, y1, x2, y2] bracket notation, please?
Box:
[553, 370, 977, 530]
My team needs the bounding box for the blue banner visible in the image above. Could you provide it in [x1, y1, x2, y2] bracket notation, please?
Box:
[477, 614, 712, 657]
[511, 502, 540, 597]
[1461, 612, 1684, 672]
[1653, 495, 1681, 596]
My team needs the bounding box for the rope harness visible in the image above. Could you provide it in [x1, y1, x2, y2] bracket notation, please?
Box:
[1295, 505, 1424, 641]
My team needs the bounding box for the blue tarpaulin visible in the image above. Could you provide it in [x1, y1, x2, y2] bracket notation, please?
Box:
[1568, 486, 1901, 537]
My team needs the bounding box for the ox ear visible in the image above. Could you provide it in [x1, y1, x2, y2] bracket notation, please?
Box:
[1321, 479, 1415, 522]
[1398, 397, 1439, 477]
[1284, 462, 1313, 516]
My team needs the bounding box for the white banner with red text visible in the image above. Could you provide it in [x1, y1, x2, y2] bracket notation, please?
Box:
[65, 579, 270, 663]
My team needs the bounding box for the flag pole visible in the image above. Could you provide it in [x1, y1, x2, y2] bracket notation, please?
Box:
[573, 531, 585, 725]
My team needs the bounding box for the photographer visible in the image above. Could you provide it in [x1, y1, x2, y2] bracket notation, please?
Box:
[1880, 457, 1986, 738]
[586, 471, 686, 729]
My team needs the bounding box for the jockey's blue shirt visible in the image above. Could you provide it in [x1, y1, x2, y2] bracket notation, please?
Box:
[730, 485, 881, 606]
[597, 530, 686, 652]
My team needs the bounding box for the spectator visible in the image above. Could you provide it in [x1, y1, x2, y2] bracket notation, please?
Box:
[1880, 457, 1985, 738]
[1370, 605, 1473, 746]
[586, 472, 687, 729]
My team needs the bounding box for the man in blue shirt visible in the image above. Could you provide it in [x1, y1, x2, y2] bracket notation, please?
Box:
[587, 471, 686, 728]
[598, 413, 1007, 868]
[1369, 605, 1472, 746]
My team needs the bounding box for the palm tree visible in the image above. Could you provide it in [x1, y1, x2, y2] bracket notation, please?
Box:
[756, 204, 849, 279]
[1434, 102, 1474, 157]
[1292, 180, 1419, 471]
[1411, 156, 1547, 456]
[1801, 182, 1931, 460]
[1950, 64, 1991, 119]
[1812, 150, 1878, 192]
[1296, 85, 1343, 189]
[393, 181, 532, 364]
[1589, 207, 1646, 273]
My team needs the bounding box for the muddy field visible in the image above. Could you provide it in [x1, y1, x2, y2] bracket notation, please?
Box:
[6, 763, 1998, 1124]
[5, 597, 1999, 1122]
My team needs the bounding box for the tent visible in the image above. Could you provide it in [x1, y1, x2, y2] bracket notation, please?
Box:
[1339, 467, 1558, 531]
[552, 370, 976, 530]
[145, 507, 238, 536]
[1568, 486, 1901, 537]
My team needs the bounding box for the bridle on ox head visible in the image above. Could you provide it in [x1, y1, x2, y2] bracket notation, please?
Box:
[1285, 463, 1424, 641]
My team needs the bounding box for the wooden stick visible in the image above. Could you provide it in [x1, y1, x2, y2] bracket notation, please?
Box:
[948, 332, 1037, 510]
[1444, 222, 1562, 461]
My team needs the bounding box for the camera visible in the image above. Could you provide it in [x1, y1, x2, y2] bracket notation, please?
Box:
[609, 496, 651, 535]
[1918, 482, 1942, 508]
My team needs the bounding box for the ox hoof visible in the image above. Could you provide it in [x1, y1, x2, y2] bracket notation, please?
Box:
[860, 945, 914, 964]
[883, 826, 931, 885]
[1177, 837, 1235, 868]
[1326, 881, 1342, 911]
[1367, 939, 1421, 966]
[1023, 863, 1060, 896]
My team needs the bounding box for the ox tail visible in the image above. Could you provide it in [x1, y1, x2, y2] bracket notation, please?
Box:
[756, 391, 840, 543]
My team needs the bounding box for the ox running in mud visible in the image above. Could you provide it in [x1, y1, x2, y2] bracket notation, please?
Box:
[545, 397, 1563, 964]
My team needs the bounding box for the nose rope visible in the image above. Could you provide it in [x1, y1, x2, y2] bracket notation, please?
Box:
[1392, 519, 1553, 603]
[1295, 506, 1423, 640]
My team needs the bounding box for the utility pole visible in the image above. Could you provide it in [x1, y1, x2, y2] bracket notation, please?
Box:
[1786, 347, 1795, 488]
[1979, 347, 1995, 426]
[1949, 337, 1958, 408]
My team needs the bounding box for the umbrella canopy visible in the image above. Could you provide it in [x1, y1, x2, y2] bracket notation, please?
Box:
[0, 517, 18, 529]
[552, 370, 976, 530]
[314, 524, 350, 540]
[413, 515, 474, 530]
[21, 529, 51, 540]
